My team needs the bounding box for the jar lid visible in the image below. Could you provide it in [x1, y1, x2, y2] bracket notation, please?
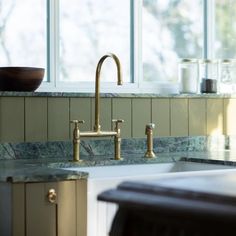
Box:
[199, 59, 218, 64]
[219, 59, 236, 64]
[220, 59, 231, 63]
[180, 58, 198, 63]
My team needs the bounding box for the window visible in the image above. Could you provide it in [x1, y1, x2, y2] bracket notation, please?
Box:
[0, 0, 234, 93]
[59, 0, 130, 83]
[142, 1, 203, 83]
[215, 0, 236, 58]
[0, 0, 46, 68]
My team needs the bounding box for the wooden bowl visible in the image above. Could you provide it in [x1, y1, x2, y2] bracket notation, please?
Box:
[0, 67, 45, 91]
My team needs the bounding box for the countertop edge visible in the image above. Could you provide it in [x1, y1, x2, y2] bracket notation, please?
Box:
[2, 151, 236, 183]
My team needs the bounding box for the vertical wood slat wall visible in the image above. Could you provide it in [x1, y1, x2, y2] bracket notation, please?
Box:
[0, 97, 235, 143]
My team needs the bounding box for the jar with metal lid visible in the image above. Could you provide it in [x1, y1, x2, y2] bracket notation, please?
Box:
[178, 59, 199, 94]
[218, 59, 236, 93]
[199, 59, 218, 93]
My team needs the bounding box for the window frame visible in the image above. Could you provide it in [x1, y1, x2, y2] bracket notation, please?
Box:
[204, 0, 215, 59]
[38, 0, 212, 94]
[40, 0, 140, 93]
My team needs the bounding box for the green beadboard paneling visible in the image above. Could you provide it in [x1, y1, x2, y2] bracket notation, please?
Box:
[170, 99, 188, 136]
[91, 98, 112, 131]
[189, 99, 206, 136]
[0, 97, 24, 142]
[132, 98, 151, 138]
[0, 96, 234, 142]
[207, 99, 223, 135]
[152, 98, 170, 137]
[70, 98, 92, 136]
[25, 97, 47, 142]
[112, 98, 132, 138]
[48, 98, 70, 141]
[224, 99, 236, 135]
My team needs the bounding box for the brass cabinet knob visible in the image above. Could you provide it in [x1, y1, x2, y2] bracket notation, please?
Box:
[47, 189, 57, 204]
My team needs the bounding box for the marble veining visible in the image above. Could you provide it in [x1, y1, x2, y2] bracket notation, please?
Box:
[0, 136, 209, 160]
[0, 135, 233, 161]
[1, 135, 236, 183]
[0, 159, 88, 183]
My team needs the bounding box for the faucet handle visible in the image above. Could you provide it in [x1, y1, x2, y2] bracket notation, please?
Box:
[70, 120, 85, 128]
[112, 119, 124, 130]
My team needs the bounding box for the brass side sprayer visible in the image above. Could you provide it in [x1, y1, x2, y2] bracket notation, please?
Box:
[145, 123, 156, 158]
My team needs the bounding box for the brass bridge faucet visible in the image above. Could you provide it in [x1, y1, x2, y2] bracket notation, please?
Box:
[145, 123, 156, 158]
[70, 53, 124, 162]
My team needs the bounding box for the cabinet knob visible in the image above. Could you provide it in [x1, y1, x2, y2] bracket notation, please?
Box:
[47, 189, 57, 204]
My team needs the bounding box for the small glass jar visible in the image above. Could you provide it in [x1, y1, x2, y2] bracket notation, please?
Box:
[178, 59, 199, 94]
[218, 59, 236, 93]
[199, 59, 218, 93]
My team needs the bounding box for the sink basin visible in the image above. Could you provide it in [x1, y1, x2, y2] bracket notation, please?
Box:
[62, 161, 235, 179]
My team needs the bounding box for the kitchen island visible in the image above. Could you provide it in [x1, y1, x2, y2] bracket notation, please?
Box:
[98, 169, 236, 236]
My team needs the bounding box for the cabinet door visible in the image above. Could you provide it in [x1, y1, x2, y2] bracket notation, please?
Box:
[12, 183, 25, 236]
[26, 181, 76, 236]
[57, 181, 76, 236]
[26, 182, 57, 236]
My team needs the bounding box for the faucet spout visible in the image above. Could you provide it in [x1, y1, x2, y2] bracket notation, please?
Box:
[94, 53, 123, 132]
[70, 53, 124, 161]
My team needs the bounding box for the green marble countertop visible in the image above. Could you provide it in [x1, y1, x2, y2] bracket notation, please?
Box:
[1, 91, 236, 98]
[1, 150, 236, 183]
[0, 158, 88, 183]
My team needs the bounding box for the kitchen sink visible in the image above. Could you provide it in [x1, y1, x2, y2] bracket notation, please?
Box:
[61, 160, 236, 179]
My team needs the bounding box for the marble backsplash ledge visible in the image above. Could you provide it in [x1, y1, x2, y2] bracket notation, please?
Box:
[0, 135, 234, 161]
[0, 141, 71, 160]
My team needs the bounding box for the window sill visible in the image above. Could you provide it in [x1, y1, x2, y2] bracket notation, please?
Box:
[0, 91, 236, 98]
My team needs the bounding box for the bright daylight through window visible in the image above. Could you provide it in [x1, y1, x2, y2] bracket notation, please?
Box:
[0, 0, 46, 68]
[59, 0, 130, 84]
[142, 1, 202, 83]
[0, 0, 235, 92]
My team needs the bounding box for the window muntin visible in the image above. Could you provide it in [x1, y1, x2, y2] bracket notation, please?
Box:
[0, 0, 46, 68]
[59, 0, 131, 83]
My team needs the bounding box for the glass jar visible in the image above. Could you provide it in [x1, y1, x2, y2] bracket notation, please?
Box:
[199, 59, 218, 93]
[218, 59, 236, 94]
[178, 59, 199, 94]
